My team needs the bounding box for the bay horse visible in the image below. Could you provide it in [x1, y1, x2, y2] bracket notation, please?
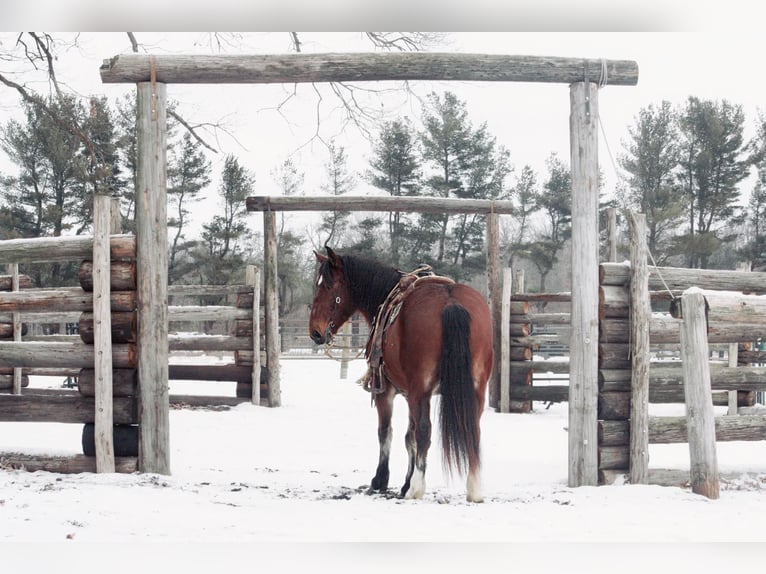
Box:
[309, 247, 493, 503]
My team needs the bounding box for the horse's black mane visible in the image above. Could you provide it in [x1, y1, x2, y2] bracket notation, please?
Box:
[321, 252, 402, 320]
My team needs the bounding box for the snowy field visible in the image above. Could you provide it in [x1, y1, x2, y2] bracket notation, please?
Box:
[2, 356, 766, 566]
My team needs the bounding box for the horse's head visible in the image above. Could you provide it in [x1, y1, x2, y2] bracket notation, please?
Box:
[309, 246, 356, 345]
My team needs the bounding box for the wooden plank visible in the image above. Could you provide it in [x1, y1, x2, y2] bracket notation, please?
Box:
[100, 53, 639, 86]
[679, 289, 720, 499]
[246, 264, 260, 405]
[567, 80, 599, 487]
[136, 81, 170, 474]
[93, 193, 115, 473]
[628, 212, 650, 484]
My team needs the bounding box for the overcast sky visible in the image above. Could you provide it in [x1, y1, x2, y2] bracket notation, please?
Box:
[2, 27, 764, 236]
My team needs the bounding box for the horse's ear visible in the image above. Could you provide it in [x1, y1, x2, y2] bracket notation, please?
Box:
[313, 249, 328, 263]
[326, 246, 342, 268]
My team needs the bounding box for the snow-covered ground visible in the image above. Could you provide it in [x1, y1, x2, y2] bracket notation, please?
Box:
[2, 357, 765, 565]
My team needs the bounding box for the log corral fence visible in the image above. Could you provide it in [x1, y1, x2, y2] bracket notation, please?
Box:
[502, 210, 766, 497]
[95, 51, 638, 483]
[0, 195, 265, 474]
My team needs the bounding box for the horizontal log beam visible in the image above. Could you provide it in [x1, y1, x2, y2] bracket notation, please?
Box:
[168, 305, 250, 322]
[599, 415, 766, 446]
[247, 195, 514, 215]
[511, 292, 571, 303]
[0, 288, 135, 313]
[0, 275, 32, 290]
[168, 335, 253, 352]
[0, 393, 137, 423]
[600, 262, 766, 292]
[509, 384, 569, 403]
[79, 260, 136, 291]
[168, 364, 257, 382]
[600, 315, 766, 344]
[100, 53, 639, 86]
[601, 364, 766, 393]
[0, 453, 137, 473]
[0, 235, 135, 264]
[0, 342, 136, 368]
[168, 284, 253, 297]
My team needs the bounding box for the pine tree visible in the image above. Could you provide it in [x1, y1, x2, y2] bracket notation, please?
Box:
[523, 153, 572, 294]
[318, 141, 354, 247]
[196, 155, 255, 287]
[619, 101, 685, 263]
[420, 91, 511, 278]
[167, 132, 211, 284]
[368, 118, 421, 266]
[677, 97, 751, 268]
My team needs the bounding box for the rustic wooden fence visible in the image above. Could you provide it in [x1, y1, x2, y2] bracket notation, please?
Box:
[0, 198, 264, 474]
[500, 210, 766, 496]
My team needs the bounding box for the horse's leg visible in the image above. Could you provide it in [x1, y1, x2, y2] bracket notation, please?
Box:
[367, 384, 396, 494]
[401, 394, 431, 499]
[466, 382, 487, 503]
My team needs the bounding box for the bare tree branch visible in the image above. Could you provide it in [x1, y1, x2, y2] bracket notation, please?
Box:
[289, 33, 302, 53]
[127, 32, 139, 53]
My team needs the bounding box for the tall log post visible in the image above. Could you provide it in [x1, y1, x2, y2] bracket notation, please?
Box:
[246, 265, 262, 406]
[568, 80, 600, 487]
[92, 193, 115, 473]
[136, 80, 170, 474]
[263, 211, 281, 407]
[487, 211, 501, 410]
[679, 289, 720, 499]
[500, 267, 512, 413]
[628, 212, 650, 484]
[10, 264, 22, 394]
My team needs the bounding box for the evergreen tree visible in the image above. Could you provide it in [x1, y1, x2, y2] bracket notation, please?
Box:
[167, 132, 211, 284]
[504, 164, 540, 267]
[523, 153, 571, 294]
[196, 155, 255, 286]
[419, 91, 511, 278]
[677, 97, 751, 268]
[368, 118, 421, 266]
[0, 95, 90, 286]
[619, 101, 685, 263]
[318, 141, 354, 247]
[271, 157, 306, 316]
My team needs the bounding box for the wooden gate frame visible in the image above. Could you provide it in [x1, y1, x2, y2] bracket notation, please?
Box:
[100, 52, 638, 485]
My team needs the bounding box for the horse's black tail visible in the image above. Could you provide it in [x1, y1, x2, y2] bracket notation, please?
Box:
[439, 304, 480, 476]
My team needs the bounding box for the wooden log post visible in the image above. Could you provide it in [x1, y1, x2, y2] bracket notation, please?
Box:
[10, 263, 22, 394]
[487, 211, 501, 410]
[500, 267, 512, 413]
[568, 79, 600, 487]
[136, 80, 170, 474]
[263, 210, 281, 407]
[679, 289, 720, 499]
[246, 265, 262, 406]
[628, 212, 650, 484]
[92, 193, 115, 473]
